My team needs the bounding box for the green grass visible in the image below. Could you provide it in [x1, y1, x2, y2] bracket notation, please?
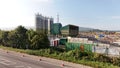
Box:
[0, 45, 119, 68]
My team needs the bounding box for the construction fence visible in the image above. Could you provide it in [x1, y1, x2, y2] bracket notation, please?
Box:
[65, 43, 93, 52]
[65, 42, 120, 57]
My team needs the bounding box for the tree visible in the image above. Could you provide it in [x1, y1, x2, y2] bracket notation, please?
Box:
[13, 26, 28, 49]
[26, 30, 50, 49]
[41, 33, 50, 48]
[0, 26, 50, 49]
[8, 31, 19, 48]
[26, 29, 37, 49]
[4, 26, 28, 48]
[0, 31, 9, 46]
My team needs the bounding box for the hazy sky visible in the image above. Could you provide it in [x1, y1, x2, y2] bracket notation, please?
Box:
[0, 0, 120, 30]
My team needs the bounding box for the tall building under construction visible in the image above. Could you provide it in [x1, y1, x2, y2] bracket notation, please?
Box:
[35, 13, 54, 34]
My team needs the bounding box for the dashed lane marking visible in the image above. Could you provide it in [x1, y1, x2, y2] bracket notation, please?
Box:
[0, 58, 16, 65]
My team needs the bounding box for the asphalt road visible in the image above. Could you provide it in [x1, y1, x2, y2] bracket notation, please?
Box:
[0, 50, 63, 68]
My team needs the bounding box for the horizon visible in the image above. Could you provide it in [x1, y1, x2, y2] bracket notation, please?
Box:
[0, 0, 120, 30]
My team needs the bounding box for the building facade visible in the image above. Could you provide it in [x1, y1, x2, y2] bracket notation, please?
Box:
[61, 24, 79, 37]
[35, 13, 54, 34]
[48, 18, 54, 35]
[52, 23, 62, 35]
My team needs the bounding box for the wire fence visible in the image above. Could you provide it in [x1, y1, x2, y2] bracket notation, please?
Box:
[92, 45, 120, 57]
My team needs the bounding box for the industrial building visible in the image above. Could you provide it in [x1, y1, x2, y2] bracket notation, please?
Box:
[35, 13, 54, 34]
[51, 14, 62, 35]
[52, 23, 62, 35]
[61, 24, 79, 37]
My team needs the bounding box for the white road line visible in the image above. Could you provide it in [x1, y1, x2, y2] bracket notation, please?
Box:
[0, 58, 16, 65]
[15, 66, 33, 68]
[0, 62, 10, 65]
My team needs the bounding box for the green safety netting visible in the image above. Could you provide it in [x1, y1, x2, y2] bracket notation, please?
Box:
[65, 43, 93, 52]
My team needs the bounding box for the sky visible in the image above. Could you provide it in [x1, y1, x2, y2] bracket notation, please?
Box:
[0, 0, 120, 30]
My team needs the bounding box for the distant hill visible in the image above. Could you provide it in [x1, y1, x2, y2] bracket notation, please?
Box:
[79, 27, 103, 32]
[108, 30, 120, 32]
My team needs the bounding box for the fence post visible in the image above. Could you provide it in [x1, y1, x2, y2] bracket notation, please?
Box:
[105, 46, 109, 56]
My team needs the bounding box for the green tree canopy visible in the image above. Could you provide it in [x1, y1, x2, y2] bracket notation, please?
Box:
[0, 26, 50, 49]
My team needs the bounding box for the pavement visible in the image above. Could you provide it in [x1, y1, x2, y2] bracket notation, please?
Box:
[0, 49, 92, 68]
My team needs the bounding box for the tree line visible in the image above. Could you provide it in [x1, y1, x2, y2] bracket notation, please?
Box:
[0, 26, 50, 49]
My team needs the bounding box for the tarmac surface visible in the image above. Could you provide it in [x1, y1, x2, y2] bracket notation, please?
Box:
[0, 49, 92, 68]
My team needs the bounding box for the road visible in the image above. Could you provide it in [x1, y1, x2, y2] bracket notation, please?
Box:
[0, 49, 92, 68]
[0, 50, 65, 68]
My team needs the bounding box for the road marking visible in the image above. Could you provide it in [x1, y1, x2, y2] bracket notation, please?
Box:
[0, 58, 16, 65]
[0, 57, 33, 68]
[15, 66, 32, 68]
[0, 62, 10, 65]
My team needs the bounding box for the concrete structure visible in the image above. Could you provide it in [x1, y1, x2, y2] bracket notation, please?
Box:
[48, 18, 54, 35]
[35, 13, 54, 34]
[61, 24, 79, 37]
